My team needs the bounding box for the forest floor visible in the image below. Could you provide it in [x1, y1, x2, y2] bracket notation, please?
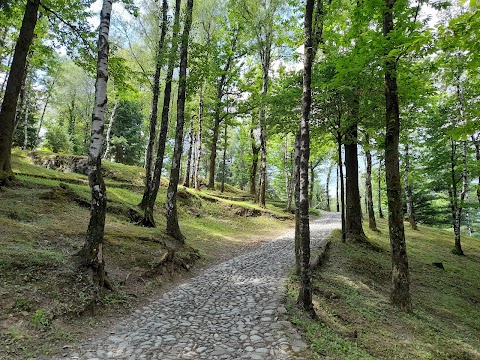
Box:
[0, 150, 295, 359]
[287, 218, 480, 359]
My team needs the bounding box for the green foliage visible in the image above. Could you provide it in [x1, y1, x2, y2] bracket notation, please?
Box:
[44, 124, 72, 153]
[31, 310, 49, 331]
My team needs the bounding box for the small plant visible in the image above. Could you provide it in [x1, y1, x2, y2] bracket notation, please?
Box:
[31, 309, 49, 330]
[14, 297, 32, 312]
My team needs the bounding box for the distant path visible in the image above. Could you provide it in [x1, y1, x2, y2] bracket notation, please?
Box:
[69, 213, 341, 360]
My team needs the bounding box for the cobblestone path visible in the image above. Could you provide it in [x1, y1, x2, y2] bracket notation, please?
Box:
[69, 213, 341, 360]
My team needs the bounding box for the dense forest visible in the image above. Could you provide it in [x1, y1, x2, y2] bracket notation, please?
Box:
[0, 0, 479, 356]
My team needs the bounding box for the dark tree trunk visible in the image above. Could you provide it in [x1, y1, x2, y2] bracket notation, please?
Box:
[139, 0, 169, 209]
[378, 158, 384, 218]
[449, 138, 465, 256]
[403, 142, 417, 230]
[383, 0, 412, 311]
[194, 87, 204, 191]
[81, 0, 113, 297]
[165, 0, 194, 244]
[297, 0, 314, 314]
[249, 128, 260, 196]
[221, 122, 227, 193]
[0, 0, 39, 185]
[294, 131, 301, 276]
[337, 134, 346, 242]
[258, 124, 267, 208]
[344, 115, 367, 242]
[184, 119, 194, 187]
[140, 0, 182, 227]
[309, 162, 314, 206]
[364, 135, 377, 231]
[336, 164, 340, 212]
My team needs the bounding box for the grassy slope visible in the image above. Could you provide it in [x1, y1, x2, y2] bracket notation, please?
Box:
[287, 218, 480, 360]
[0, 150, 293, 359]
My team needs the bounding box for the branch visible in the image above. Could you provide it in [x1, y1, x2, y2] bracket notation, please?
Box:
[39, 1, 95, 58]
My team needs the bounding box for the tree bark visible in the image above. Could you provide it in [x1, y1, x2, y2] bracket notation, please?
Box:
[0, 0, 39, 185]
[378, 158, 384, 218]
[81, 0, 113, 297]
[473, 135, 480, 204]
[344, 110, 367, 242]
[140, 0, 182, 227]
[337, 134, 346, 242]
[294, 131, 301, 276]
[194, 87, 204, 191]
[364, 135, 377, 231]
[403, 141, 417, 230]
[249, 128, 260, 196]
[139, 0, 168, 209]
[258, 122, 267, 208]
[184, 119, 194, 187]
[102, 99, 117, 160]
[336, 164, 340, 212]
[326, 161, 332, 212]
[383, 0, 412, 311]
[221, 122, 227, 193]
[165, 0, 194, 244]
[297, 0, 314, 314]
[449, 139, 464, 255]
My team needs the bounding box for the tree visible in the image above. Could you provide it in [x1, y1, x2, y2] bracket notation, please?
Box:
[364, 133, 377, 231]
[0, 0, 40, 185]
[383, 0, 412, 311]
[165, 0, 194, 243]
[140, 0, 169, 209]
[79, 0, 113, 299]
[139, 0, 182, 227]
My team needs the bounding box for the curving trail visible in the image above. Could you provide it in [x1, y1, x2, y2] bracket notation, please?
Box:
[69, 213, 341, 360]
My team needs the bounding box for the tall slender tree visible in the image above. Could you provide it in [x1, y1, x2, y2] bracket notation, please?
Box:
[80, 0, 113, 297]
[383, 0, 412, 311]
[140, 0, 169, 209]
[165, 0, 194, 243]
[139, 0, 182, 227]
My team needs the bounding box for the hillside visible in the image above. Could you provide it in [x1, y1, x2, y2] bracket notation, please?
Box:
[0, 150, 294, 359]
[288, 218, 480, 360]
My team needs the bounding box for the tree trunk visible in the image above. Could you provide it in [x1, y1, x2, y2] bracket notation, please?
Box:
[383, 0, 412, 311]
[378, 158, 384, 218]
[297, 0, 314, 314]
[336, 164, 340, 212]
[258, 124, 267, 208]
[294, 131, 301, 276]
[309, 162, 314, 206]
[14, 65, 29, 132]
[403, 141, 417, 230]
[194, 87, 204, 191]
[338, 134, 346, 242]
[364, 136, 377, 231]
[139, 0, 169, 209]
[165, 0, 193, 244]
[326, 161, 332, 212]
[81, 0, 113, 298]
[449, 138, 463, 256]
[344, 113, 367, 242]
[22, 93, 30, 150]
[0, 0, 39, 185]
[140, 0, 182, 227]
[221, 122, 227, 193]
[473, 136, 480, 204]
[102, 99, 117, 160]
[249, 128, 260, 196]
[35, 75, 57, 148]
[184, 119, 194, 187]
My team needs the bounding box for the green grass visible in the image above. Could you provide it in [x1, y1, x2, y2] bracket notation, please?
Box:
[287, 219, 480, 360]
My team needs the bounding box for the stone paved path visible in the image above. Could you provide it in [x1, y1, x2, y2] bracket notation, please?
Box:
[69, 213, 341, 360]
